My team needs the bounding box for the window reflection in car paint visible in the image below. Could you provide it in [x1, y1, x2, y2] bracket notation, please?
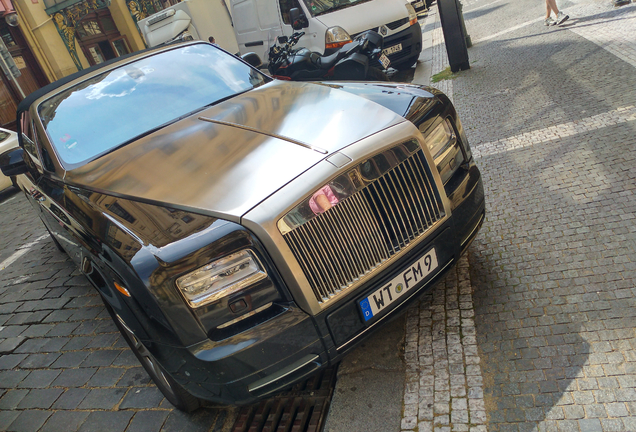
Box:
[38, 44, 270, 168]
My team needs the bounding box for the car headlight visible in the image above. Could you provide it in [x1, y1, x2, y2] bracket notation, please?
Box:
[176, 250, 267, 308]
[422, 118, 465, 184]
[454, 116, 473, 160]
[326, 26, 352, 50]
[406, 3, 418, 25]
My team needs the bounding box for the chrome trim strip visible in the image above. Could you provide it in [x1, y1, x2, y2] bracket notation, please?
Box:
[336, 259, 455, 351]
[197, 117, 328, 154]
[248, 354, 320, 393]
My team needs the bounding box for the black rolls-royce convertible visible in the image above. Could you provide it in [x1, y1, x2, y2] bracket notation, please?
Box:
[0, 41, 485, 410]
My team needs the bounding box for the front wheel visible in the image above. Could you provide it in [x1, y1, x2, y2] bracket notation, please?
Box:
[106, 303, 202, 412]
[366, 67, 390, 81]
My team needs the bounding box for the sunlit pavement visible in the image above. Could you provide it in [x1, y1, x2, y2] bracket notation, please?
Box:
[396, 0, 636, 430]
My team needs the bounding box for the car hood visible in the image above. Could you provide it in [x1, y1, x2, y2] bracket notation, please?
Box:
[65, 80, 404, 222]
[329, 82, 438, 119]
[315, 0, 408, 34]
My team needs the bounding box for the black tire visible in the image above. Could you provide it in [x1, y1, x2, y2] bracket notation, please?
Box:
[366, 67, 390, 81]
[105, 303, 202, 412]
[395, 55, 419, 71]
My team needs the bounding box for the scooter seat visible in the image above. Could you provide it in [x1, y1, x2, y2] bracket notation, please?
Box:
[317, 42, 357, 70]
[317, 51, 342, 70]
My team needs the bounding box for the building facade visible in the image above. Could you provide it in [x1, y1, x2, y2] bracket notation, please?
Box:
[0, 0, 184, 129]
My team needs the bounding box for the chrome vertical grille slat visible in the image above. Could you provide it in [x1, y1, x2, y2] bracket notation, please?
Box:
[281, 146, 445, 305]
[396, 163, 425, 232]
[350, 194, 388, 261]
[316, 211, 354, 284]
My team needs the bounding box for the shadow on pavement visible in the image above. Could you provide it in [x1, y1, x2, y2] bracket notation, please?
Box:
[451, 5, 636, 428]
[0, 186, 19, 203]
[463, 4, 506, 21]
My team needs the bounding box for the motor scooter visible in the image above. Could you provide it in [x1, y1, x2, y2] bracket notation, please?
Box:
[268, 30, 390, 81]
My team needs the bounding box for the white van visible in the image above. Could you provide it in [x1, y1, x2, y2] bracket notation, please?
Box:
[138, 0, 239, 54]
[230, 0, 423, 69]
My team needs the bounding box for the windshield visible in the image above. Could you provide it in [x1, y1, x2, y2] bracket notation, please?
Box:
[302, 0, 373, 16]
[39, 44, 269, 168]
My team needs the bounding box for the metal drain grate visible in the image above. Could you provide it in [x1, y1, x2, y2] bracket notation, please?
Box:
[231, 367, 337, 432]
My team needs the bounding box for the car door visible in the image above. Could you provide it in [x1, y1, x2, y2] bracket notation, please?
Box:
[18, 111, 46, 218]
[19, 110, 83, 264]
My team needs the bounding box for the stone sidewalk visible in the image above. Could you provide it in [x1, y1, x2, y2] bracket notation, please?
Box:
[401, 0, 636, 431]
[0, 192, 233, 431]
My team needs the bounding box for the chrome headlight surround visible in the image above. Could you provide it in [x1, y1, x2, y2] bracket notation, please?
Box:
[422, 118, 465, 184]
[176, 249, 267, 308]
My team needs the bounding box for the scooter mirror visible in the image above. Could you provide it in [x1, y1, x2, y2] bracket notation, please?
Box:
[241, 52, 263, 68]
[290, 8, 308, 30]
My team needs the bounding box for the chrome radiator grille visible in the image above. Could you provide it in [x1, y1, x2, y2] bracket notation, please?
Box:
[279, 142, 445, 304]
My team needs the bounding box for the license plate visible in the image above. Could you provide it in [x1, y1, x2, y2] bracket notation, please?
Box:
[379, 53, 391, 69]
[383, 43, 403, 56]
[359, 248, 438, 322]
[413, 0, 423, 7]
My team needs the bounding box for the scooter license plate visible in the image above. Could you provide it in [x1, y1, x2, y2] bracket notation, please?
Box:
[383, 43, 403, 56]
[379, 54, 391, 69]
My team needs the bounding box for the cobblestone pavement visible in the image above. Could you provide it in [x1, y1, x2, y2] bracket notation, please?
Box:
[401, 258, 488, 432]
[400, 0, 636, 431]
[0, 190, 233, 431]
[409, 0, 636, 430]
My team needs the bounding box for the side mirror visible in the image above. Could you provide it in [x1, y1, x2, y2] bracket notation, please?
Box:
[289, 8, 308, 30]
[0, 147, 27, 177]
[277, 36, 289, 44]
[241, 52, 262, 68]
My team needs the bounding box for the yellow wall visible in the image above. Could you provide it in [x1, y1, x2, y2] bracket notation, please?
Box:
[14, 0, 89, 80]
[14, 0, 146, 82]
[109, 0, 146, 52]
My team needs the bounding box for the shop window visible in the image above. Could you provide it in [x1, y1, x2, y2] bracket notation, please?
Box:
[112, 38, 130, 57]
[100, 17, 117, 32]
[0, 28, 17, 48]
[76, 10, 131, 66]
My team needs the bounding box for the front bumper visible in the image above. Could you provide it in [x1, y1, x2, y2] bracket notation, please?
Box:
[384, 22, 423, 66]
[143, 163, 484, 405]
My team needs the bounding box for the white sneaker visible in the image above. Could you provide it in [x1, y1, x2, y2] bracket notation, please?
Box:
[556, 11, 569, 24]
[544, 17, 556, 26]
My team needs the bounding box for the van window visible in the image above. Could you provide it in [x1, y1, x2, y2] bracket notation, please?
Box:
[279, 0, 302, 24]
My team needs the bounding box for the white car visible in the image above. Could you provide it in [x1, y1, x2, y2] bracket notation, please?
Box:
[0, 127, 19, 191]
